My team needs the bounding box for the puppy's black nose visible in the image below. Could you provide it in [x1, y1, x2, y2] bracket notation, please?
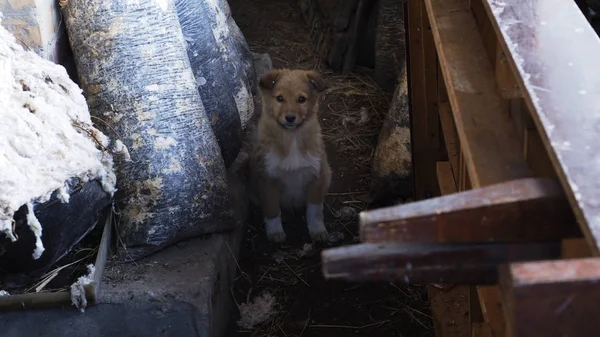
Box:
[285, 115, 296, 123]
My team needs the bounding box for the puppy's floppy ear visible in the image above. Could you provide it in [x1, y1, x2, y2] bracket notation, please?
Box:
[259, 70, 281, 90]
[306, 70, 327, 93]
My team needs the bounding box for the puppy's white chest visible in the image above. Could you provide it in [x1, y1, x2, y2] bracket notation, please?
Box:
[264, 140, 321, 177]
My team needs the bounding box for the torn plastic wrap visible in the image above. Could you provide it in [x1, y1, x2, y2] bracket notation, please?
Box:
[62, 0, 236, 261]
[370, 62, 414, 205]
[202, 0, 257, 130]
[0, 180, 112, 286]
[175, 0, 242, 167]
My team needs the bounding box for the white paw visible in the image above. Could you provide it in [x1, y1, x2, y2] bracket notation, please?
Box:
[306, 203, 328, 241]
[265, 215, 286, 243]
[309, 227, 329, 242]
[267, 231, 287, 243]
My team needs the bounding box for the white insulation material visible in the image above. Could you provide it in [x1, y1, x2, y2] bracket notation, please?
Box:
[70, 264, 95, 312]
[0, 17, 119, 259]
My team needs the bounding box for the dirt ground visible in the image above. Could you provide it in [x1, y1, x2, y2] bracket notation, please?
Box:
[228, 0, 434, 336]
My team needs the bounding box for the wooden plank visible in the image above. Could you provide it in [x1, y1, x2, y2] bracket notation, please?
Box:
[508, 98, 526, 149]
[321, 242, 561, 284]
[439, 103, 460, 180]
[469, 0, 496, 64]
[472, 323, 493, 337]
[423, 1, 532, 334]
[562, 238, 592, 259]
[407, 0, 440, 200]
[499, 258, 600, 337]
[524, 125, 557, 179]
[424, 0, 531, 188]
[427, 160, 471, 337]
[495, 42, 521, 99]
[469, 285, 484, 325]
[482, 0, 600, 255]
[458, 150, 471, 191]
[422, 0, 442, 199]
[360, 177, 579, 244]
[436, 161, 457, 195]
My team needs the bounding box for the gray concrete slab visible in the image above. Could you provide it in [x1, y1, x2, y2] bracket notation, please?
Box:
[0, 300, 207, 337]
[100, 230, 243, 337]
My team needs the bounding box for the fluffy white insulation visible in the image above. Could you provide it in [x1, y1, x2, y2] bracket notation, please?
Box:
[71, 264, 95, 312]
[0, 17, 120, 259]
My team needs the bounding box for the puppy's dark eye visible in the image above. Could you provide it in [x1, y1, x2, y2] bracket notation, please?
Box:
[276, 96, 284, 102]
[298, 96, 306, 103]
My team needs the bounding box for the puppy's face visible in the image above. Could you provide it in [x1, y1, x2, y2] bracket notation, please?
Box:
[259, 69, 327, 130]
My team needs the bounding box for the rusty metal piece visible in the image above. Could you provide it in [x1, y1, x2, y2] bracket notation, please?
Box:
[360, 177, 580, 243]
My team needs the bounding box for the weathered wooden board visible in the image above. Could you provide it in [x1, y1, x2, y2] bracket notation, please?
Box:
[438, 103, 460, 180]
[360, 177, 579, 243]
[322, 242, 561, 284]
[423, 0, 533, 333]
[499, 258, 600, 337]
[482, 0, 600, 255]
[407, 0, 441, 200]
[424, 0, 530, 188]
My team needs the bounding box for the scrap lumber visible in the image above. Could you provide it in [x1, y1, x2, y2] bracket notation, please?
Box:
[499, 258, 600, 337]
[481, 0, 600, 255]
[428, 161, 471, 337]
[423, 0, 529, 187]
[322, 241, 561, 284]
[407, 0, 440, 200]
[360, 177, 579, 244]
[422, 0, 532, 334]
[438, 103, 459, 182]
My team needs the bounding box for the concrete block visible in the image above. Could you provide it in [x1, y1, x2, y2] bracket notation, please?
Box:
[100, 230, 243, 337]
[0, 300, 207, 337]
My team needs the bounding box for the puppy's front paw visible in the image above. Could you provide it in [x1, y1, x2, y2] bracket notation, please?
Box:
[265, 215, 286, 243]
[267, 231, 287, 243]
[306, 203, 328, 242]
[309, 227, 329, 242]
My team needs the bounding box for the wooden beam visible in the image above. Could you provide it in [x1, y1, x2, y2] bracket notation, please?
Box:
[499, 258, 600, 337]
[469, 0, 496, 64]
[407, 0, 440, 200]
[436, 161, 457, 195]
[424, 0, 530, 187]
[322, 242, 561, 284]
[423, 0, 532, 334]
[495, 42, 521, 100]
[428, 161, 471, 337]
[438, 103, 460, 181]
[360, 177, 579, 244]
[472, 323, 493, 337]
[481, 0, 600, 255]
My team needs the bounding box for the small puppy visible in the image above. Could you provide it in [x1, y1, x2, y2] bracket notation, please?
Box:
[249, 68, 331, 243]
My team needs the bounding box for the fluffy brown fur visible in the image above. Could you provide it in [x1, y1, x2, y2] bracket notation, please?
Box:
[248, 69, 331, 243]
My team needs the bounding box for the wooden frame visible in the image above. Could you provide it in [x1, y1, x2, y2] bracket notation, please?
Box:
[322, 0, 600, 336]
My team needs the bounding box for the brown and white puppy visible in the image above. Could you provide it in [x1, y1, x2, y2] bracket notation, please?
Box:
[248, 68, 331, 243]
